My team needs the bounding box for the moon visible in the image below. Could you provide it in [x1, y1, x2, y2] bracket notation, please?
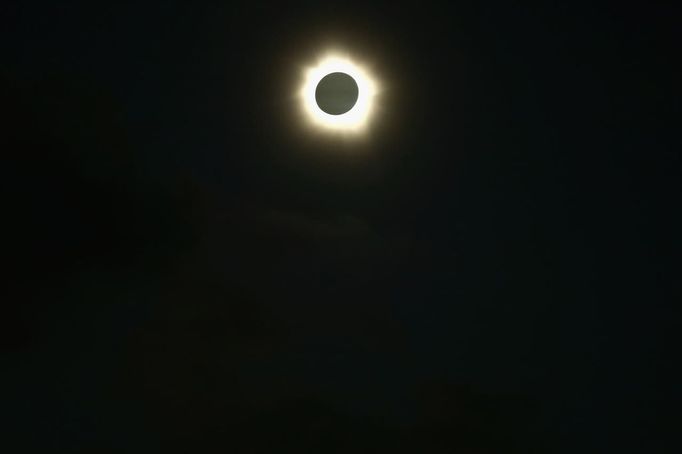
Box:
[299, 54, 378, 133]
[315, 72, 359, 115]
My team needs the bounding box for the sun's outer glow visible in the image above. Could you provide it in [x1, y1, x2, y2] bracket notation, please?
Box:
[300, 54, 378, 133]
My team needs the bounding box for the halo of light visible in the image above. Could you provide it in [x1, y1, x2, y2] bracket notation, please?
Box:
[300, 54, 378, 133]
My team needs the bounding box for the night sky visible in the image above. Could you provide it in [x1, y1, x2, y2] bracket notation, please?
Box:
[2, 2, 678, 453]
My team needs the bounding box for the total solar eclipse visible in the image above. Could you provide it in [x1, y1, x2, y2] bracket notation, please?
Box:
[300, 54, 378, 133]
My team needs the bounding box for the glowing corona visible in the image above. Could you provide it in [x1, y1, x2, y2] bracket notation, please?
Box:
[300, 54, 378, 133]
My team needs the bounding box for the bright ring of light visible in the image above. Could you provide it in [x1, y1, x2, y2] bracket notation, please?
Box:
[300, 54, 377, 133]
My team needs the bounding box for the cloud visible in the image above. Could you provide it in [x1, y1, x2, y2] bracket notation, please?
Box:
[263, 210, 371, 240]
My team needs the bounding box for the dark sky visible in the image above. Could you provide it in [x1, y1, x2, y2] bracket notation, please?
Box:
[2, 1, 678, 453]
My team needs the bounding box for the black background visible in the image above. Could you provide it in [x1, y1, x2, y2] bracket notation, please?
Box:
[2, 1, 678, 453]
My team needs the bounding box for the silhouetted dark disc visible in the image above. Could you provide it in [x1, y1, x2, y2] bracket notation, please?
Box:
[315, 72, 359, 115]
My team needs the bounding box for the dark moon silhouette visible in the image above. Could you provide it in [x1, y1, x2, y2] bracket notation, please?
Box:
[315, 72, 359, 115]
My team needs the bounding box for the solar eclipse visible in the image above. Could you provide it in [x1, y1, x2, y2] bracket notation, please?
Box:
[300, 54, 378, 133]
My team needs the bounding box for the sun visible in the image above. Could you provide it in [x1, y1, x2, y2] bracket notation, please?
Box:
[299, 53, 378, 134]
